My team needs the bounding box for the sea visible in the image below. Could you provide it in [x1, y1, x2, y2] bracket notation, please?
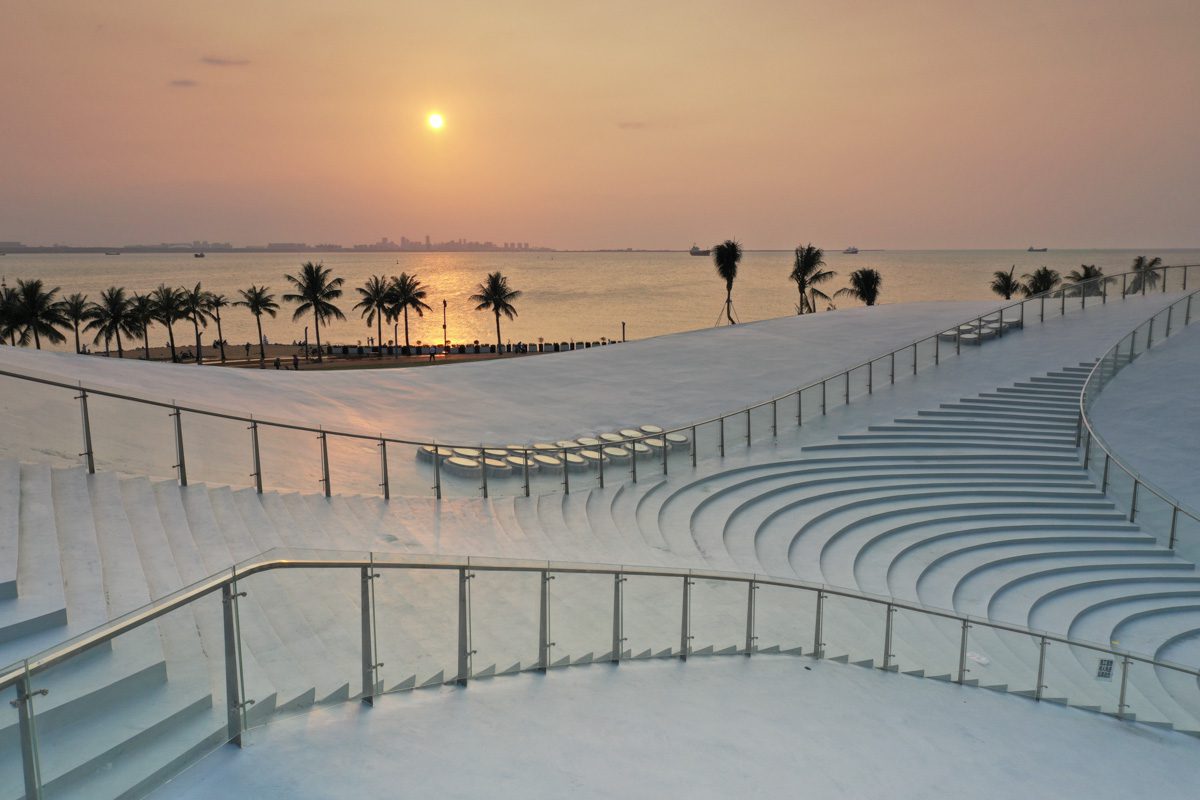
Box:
[2, 249, 1198, 352]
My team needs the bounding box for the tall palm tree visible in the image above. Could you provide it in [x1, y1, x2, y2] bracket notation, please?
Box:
[283, 261, 345, 363]
[1126, 255, 1163, 295]
[180, 283, 212, 365]
[1020, 267, 1061, 298]
[60, 293, 90, 354]
[150, 284, 186, 362]
[235, 285, 279, 368]
[14, 279, 66, 349]
[1066, 264, 1109, 296]
[836, 268, 883, 307]
[84, 287, 134, 357]
[207, 293, 230, 362]
[712, 239, 742, 325]
[470, 271, 522, 352]
[390, 272, 432, 348]
[128, 293, 156, 359]
[0, 283, 19, 345]
[791, 244, 837, 314]
[353, 275, 392, 357]
[990, 266, 1021, 300]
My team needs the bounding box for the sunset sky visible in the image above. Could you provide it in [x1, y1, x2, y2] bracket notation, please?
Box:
[3, 1, 1198, 249]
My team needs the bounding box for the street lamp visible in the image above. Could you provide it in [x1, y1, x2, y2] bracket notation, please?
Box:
[442, 299, 448, 348]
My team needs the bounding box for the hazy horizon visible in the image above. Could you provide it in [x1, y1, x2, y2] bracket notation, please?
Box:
[4, 1, 1199, 250]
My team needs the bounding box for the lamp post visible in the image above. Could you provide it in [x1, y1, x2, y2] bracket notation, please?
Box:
[442, 299, 448, 348]
[303, 326, 309, 362]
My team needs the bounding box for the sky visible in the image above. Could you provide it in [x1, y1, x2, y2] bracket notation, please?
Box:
[2, 0, 1199, 250]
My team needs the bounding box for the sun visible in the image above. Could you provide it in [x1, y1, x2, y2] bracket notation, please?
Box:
[427, 112, 444, 130]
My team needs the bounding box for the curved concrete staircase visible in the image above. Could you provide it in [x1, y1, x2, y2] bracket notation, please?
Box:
[4, 363, 1200, 798]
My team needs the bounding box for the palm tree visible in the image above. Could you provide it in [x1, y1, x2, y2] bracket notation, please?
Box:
[235, 285, 279, 368]
[836, 268, 883, 307]
[1020, 267, 1061, 298]
[1126, 255, 1163, 295]
[354, 275, 392, 357]
[390, 272, 432, 348]
[791, 244, 837, 314]
[206, 293, 230, 362]
[60, 293, 90, 354]
[283, 261, 345, 363]
[0, 283, 19, 345]
[150, 284, 185, 362]
[1066, 264, 1109, 296]
[84, 287, 134, 357]
[990, 266, 1021, 300]
[128, 293, 156, 359]
[13, 279, 66, 349]
[712, 239, 742, 325]
[469, 271, 521, 353]
[180, 283, 212, 365]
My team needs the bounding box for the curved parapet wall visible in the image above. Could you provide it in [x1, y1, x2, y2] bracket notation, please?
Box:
[0, 263, 1196, 501]
[1079, 288, 1200, 563]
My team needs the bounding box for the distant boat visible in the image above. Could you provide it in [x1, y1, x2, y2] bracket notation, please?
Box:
[194, 252, 206, 258]
[842, 246, 859, 254]
[104, 250, 120, 256]
[1027, 246, 1047, 252]
[689, 244, 710, 257]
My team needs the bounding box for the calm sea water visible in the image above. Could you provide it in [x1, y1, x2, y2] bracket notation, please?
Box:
[2, 249, 1197, 352]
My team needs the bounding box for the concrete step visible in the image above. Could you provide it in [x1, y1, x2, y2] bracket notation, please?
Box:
[0, 464, 67, 644]
[0, 461, 18, 600]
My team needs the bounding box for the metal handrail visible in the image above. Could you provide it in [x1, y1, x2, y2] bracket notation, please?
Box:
[0, 264, 1194, 497]
[5, 546, 1199, 693]
[1078, 287, 1200, 547]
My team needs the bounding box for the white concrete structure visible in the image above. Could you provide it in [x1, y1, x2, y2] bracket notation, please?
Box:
[1, 270, 1198, 798]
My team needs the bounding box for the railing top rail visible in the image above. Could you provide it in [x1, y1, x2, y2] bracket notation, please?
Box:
[5, 545, 1198, 692]
[1078, 286, 1200, 524]
[1, 264, 1195, 454]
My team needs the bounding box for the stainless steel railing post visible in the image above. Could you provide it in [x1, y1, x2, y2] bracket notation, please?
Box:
[1168, 506, 1179, 550]
[318, 431, 330, 498]
[843, 371, 850, 404]
[433, 444, 442, 499]
[598, 445, 605, 488]
[612, 573, 624, 663]
[360, 562, 381, 703]
[771, 399, 778, 436]
[171, 405, 187, 487]
[934, 334, 940, 364]
[523, 448, 531, 497]
[882, 604, 895, 670]
[890, 351, 895, 384]
[456, 568, 472, 686]
[680, 577, 692, 661]
[1060, 289, 1066, 315]
[630, 438, 638, 483]
[957, 619, 969, 684]
[1122, 273, 1128, 296]
[912, 343, 918, 375]
[718, 417, 725, 457]
[14, 664, 44, 800]
[1040, 295, 1046, 322]
[378, 438, 389, 500]
[745, 581, 757, 656]
[956, 327, 961, 355]
[1166, 305, 1173, 338]
[480, 443, 488, 498]
[661, 437, 668, 475]
[249, 421, 263, 494]
[1035, 636, 1048, 700]
[221, 579, 247, 746]
[561, 447, 570, 495]
[867, 362, 873, 395]
[77, 386, 94, 474]
[797, 391, 803, 425]
[690, 426, 697, 467]
[813, 590, 825, 659]
[821, 380, 827, 415]
[1130, 480, 1139, 523]
[538, 570, 553, 671]
[1117, 656, 1131, 719]
[745, 408, 751, 448]
[1101, 453, 1110, 493]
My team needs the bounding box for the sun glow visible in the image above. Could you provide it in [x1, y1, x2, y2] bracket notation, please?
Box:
[427, 112, 444, 130]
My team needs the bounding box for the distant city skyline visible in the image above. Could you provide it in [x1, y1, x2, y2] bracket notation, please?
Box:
[3, 2, 1199, 250]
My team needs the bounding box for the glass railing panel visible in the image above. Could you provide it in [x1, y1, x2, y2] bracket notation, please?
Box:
[890, 607, 962, 679]
[621, 575, 682, 659]
[798, 383, 823, 426]
[180, 410, 254, 489]
[847, 363, 869, 403]
[32, 594, 228, 799]
[374, 567, 457, 692]
[547, 571, 614, 664]
[1104, 461, 1136, 521]
[868, 357, 890, 394]
[692, 419, 722, 463]
[88, 395, 177, 479]
[467, 569, 539, 676]
[0, 668, 28, 798]
[823, 376, 846, 414]
[689, 578, 746, 655]
[961, 624, 1040, 694]
[1134, 662, 1200, 734]
[821, 593, 886, 665]
[753, 583, 817, 655]
[326, 434, 385, 498]
[772, 391, 800, 439]
[747, 404, 775, 447]
[385, 440, 432, 498]
[0, 375, 82, 468]
[1133, 488, 1174, 549]
[1171, 510, 1200, 566]
[1041, 640, 1123, 715]
[256, 424, 323, 494]
[915, 336, 937, 373]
